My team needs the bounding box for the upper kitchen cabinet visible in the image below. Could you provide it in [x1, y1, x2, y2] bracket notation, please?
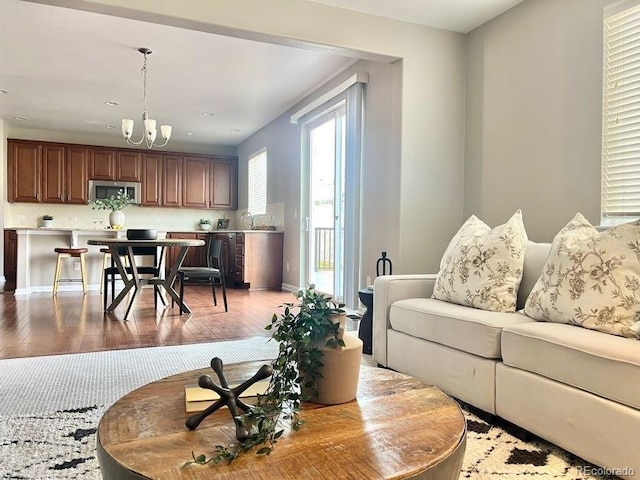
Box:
[141, 153, 163, 206]
[163, 155, 183, 207]
[65, 146, 89, 203]
[8, 140, 41, 202]
[89, 148, 116, 180]
[211, 157, 238, 210]
[116, 151, 142, 182]
[40, 144, 66, 203]
[182, 156, 210, 209]
[8, 140, 89, 204]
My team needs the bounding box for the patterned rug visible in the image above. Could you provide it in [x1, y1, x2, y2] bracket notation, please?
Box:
[0, 340, 621, 480]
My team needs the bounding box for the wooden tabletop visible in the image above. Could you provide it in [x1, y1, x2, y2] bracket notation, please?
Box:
[97, 362, 466, 480]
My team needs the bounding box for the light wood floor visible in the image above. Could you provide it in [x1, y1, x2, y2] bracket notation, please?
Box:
[0, 286, 298, 360]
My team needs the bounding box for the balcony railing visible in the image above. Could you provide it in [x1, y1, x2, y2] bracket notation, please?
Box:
[314, 227, 334, 271]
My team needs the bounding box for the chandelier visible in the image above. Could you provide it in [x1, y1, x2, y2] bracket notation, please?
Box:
[121, 47, 172, 149]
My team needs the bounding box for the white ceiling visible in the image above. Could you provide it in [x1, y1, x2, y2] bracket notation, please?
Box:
[0, 0, 524, 148]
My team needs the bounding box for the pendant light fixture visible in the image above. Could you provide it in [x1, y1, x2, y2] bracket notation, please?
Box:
[121, 47, 172, 148]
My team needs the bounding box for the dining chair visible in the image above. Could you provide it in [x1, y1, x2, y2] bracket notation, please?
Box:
[103, 229, 166, 311]
[175, 238, 228, 313]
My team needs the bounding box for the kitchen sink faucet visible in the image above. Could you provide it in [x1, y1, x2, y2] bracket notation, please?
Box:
[240, 211, 254, 229]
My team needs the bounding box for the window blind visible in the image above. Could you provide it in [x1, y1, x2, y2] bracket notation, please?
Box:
[248, 149, 267, 216]
[602, 4, 640, 218]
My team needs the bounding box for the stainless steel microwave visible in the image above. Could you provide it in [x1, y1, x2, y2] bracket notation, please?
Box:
[88, 180, 141, 204]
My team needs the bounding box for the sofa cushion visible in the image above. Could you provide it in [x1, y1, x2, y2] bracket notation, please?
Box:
[502, 322, 640, 410]
[524, 214, 640, 339]
[389, 298, 534, 359]
[515, 241, 551, 310]
[432, 210, 528, 313]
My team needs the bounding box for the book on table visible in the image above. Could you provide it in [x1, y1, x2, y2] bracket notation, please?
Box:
[184, 379, 270, 413]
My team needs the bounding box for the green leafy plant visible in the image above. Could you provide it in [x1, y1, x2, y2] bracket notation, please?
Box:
[42, 214, 54, 221]
[199, 218, 212, 225]
[183, 285, 345, 467]
[90, 190, 132, 212]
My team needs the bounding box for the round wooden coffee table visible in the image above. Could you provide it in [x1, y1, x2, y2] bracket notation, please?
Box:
[97, 362, 466, 479]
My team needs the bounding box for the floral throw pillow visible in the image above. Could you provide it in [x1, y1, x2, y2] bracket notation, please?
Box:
[432, 210, 528, 312]
[524, 213, 640, 339]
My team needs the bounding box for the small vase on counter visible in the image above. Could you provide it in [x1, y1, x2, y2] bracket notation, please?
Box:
[109, 210, 125, 230]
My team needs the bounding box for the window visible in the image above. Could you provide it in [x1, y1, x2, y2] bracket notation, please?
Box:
[248, 148, 267, 216]
[602, 3, 640, 223]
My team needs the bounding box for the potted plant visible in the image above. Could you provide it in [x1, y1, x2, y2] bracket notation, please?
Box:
[184, 285, 362, 467]
[198, 218, 212, 231]
[90, 191, 132, 230]
[41, 214, 54, 228]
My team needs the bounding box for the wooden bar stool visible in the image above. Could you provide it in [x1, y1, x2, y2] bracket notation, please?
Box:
[53, 247, 88, 295]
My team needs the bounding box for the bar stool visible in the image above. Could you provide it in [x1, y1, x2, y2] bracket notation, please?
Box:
[53, 247, 88, 295]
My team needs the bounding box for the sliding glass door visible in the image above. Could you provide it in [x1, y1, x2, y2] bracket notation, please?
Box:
[300, 81, 363, 307]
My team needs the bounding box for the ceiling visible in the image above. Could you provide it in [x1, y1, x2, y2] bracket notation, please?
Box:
[0, 0, 524, 149]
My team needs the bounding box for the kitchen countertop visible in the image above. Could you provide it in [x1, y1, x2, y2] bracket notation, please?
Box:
[6, 228, 283, 234]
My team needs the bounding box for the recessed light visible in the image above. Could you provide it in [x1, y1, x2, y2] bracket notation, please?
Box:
[186, 132, 196, 136]
[202, 112, 215, 117]
[105, 124, 117, 129]
[231, 128, 240, 132]
[13, 116, 27, 121]
[105, 101, 119, 107]
[0, 89, 7, 94]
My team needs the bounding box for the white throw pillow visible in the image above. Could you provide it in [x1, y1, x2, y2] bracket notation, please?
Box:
[433, 210, 528, 312]
[524, 213, 640, 339]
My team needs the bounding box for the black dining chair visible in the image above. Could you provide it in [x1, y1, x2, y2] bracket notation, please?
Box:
[103, 229, 166, 311]
[175, 238, 228, 313]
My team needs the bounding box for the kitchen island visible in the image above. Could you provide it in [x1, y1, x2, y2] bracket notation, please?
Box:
[4, 228, 284, 294]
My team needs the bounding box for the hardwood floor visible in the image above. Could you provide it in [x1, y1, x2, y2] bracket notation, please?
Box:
[0, 286, 296, 360]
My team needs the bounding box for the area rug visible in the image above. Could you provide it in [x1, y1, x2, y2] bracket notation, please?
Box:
[0, 338, 619, 480]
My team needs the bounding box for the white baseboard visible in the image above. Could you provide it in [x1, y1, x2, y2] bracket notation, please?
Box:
[281, 283, 299, 292]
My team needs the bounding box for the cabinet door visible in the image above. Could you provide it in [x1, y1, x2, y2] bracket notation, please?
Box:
[141, 153, 163, 206]
[90, 148, 116, 180]
[117, 151, 142, 181]
[182, 156, 209, 209]
[3, 230, 17, 291]
[163, 155, 182, 207]
[66, 147, 89, 204]
[210, 157, 237, 210]
[41, 144, 66, 203]
[8, 141, 41, 202]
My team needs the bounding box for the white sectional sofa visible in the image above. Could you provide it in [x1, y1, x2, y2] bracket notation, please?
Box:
[373, 241, 640, 479]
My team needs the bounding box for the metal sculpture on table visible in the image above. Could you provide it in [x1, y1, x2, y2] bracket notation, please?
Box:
[376, 251, 393, 276]
[185, 357, 273, 441]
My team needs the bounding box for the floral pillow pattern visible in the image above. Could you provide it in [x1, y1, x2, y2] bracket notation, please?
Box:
[433, 210, 528, 312]
[524, 213, 640, 339]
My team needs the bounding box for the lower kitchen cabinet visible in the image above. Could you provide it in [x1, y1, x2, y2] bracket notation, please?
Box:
[167, 231, 283, 290]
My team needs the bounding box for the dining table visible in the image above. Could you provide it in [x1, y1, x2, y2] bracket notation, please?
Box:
[87, 237, 205, 320]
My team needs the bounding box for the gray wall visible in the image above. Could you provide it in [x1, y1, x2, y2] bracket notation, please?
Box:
[466, 0, 610, 241]
[236, 59, 399, 288]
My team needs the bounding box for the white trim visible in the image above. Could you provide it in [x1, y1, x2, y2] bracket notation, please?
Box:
[290, 72, 368, 124]
[280, 282, 299, 292]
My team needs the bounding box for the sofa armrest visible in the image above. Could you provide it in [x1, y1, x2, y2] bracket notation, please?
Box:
[372, 274, 438, 367]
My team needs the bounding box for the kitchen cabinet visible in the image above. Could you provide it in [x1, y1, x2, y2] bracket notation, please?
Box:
[90, 148, 116, 180]
[3, 230, 17, 291]
[8, 140, 88, 204]
[8, 140, 41, 202]
[163, 155, 183, 207]
[211, 157, 237, 210]
[66, 147, 89, 203]
[41, 144, 66, 203]
[182, 156, 209, 208]
[166, 232, 283, 290]
[6, 139, 237, 209]
[116, 151, 142, 182]
[141, 153, 163, 206]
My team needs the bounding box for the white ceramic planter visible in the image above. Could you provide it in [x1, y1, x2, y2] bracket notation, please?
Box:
[109, 210, 125, 229]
